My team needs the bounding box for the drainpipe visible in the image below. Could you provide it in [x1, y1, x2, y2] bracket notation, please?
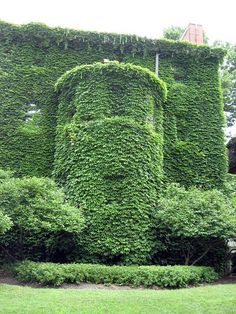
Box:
[155, 53, 159, 76]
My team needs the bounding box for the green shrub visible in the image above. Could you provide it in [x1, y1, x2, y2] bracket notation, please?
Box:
[0, 175, 84, 261]
[13, 261, 218, 288]
[0, 170, 13, 235]
[0, 169, 13, 183]
[0, 211, 12, 235]
[154, 184, 236, 270]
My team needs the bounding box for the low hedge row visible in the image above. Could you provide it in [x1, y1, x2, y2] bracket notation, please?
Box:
[13, 261, 218, 288]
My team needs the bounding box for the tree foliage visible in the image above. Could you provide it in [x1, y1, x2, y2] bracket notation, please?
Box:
[162, 25, 208, 43]
[215, 42, 236, 127]
[162, 26, 185, 40]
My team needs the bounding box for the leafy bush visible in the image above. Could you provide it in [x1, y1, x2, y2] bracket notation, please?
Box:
[0, 170, 13, 235]
[223, 174, 236, 202]
[0, 211, 12, 235]
[0, 175, 84, 261]
[0, 169, 13, 183]
[154, 184, 236, 268]
[13, 261, 218, 288]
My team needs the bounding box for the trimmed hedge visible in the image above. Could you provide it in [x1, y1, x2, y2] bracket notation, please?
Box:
[13, 261, 219, 288]
[54, 62, 166, 264]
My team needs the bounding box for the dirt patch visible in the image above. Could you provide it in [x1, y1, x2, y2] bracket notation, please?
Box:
[215, 275, 236, 285]
[0, 271, 145, 290]
[0, 271, 19, 285]
[60, 283, 148, 290]
[0, 272, 20, 285]
[0, 270, 42, 288]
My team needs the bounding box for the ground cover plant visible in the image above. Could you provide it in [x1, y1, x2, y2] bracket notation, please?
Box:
[0, 283, 236, 314]
[13, 261, 218, 288]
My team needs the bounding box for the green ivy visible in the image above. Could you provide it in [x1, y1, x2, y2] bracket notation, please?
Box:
[54, 62, 166, 264]
[159, 57, 227, 189]
[0, 20, 227, 189]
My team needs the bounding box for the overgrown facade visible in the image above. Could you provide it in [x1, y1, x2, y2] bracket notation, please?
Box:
[0, 21, 227, 190]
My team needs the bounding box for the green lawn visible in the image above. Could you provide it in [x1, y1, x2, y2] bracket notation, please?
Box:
[0, 284, 235, 314]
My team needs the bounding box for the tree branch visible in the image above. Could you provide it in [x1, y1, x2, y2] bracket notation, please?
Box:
[0, 245, 16, 261]
[191, 246, 211, 266]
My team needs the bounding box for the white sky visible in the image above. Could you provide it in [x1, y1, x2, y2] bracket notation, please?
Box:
[0, 0, 236, 44]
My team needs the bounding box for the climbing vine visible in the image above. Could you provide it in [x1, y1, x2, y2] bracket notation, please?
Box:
[0, 20, 227, 190]
[54, 62, 166, 264]
[159, 57, 227, 189]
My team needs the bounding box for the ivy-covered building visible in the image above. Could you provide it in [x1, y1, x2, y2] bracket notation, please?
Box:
[0, 20, 227, 190]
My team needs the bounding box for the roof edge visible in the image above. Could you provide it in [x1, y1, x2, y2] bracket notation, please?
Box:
[0, 20, 226, 62]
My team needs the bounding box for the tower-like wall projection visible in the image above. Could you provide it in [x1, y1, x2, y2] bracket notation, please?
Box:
[54, 62, 167, 264]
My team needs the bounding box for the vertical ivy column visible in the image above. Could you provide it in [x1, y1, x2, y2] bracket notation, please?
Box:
[158, 51, 227, 189]
[54, 62, 167, 264]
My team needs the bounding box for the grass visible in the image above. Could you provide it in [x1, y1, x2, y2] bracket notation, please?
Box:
[0, 284, 236, 314]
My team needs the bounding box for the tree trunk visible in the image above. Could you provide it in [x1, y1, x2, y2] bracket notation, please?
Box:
[19, 226, 24, 260]
[191, 246, 211, 266]
[184, 246, 191, 265]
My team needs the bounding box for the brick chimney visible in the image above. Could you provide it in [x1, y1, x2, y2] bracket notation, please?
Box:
[180, 23, 204, 44]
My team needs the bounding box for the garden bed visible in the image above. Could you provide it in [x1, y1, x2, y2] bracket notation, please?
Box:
[12, 261, 218, 288]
